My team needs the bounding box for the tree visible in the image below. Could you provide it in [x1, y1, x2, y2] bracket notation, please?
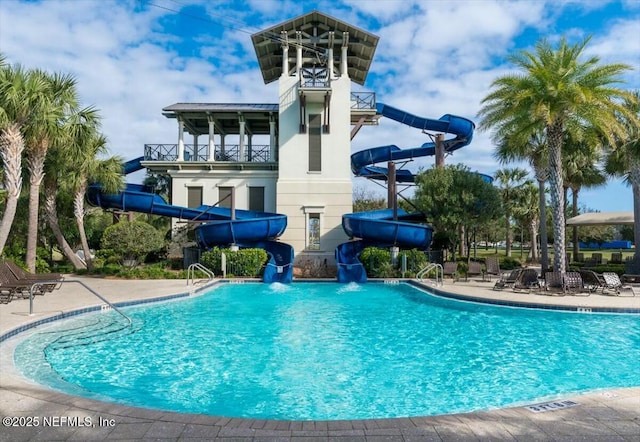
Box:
[494, 167, 530, 257]
[495, 131, 551, 271]
[563, 139, 607, 259]
[0, 59, 48, 255]
[101, 220, 164, 266]
[479, 36, 636, 273]
[352, 185, 386, 212]
[604, 91, 640, 259]
[413, 164, 502, 259]
[512, 182, 540, 261]
[22, 70, 80, 271]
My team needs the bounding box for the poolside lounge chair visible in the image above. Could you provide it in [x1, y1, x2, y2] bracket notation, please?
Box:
[465, 261, 483, 281]
[3, 260, 63, 292]
[443, 261, 458, 282]
[0, 262, 46, 298]
[610, 252, 623, 264]
[580, 269, 607, 293]
[512, 268, 540, 293]
[493, 268, 522, 291]
[563, 271, 589, 296]
[541, 271, 564, 295]
[484, 257, 500, 281]
[601, 272, 635, 296]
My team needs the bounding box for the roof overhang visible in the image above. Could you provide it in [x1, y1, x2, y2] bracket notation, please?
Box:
[566, 212, 634, 226]
[251, 10, 379, 86]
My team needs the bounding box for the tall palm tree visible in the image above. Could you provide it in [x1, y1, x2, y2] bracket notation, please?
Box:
[42, 106, 101, 269]
[604, 91, 640, 261]
[494, 167, 530, 257]
[479, 36, 636, 273]
[512, 182, 540, 262]
[22, 70, 79, 272]
[495, 131, 550, 271]
[0, 60, 48, 255]
[563, 139, 607, 260]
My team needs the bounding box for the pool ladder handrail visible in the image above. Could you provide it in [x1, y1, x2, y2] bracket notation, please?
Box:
[416, 263, 443, 286]
[187, 263, 215, 286]
[29, 279, 132, 325]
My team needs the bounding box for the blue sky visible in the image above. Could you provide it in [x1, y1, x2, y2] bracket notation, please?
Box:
[1, 0, 638, 213]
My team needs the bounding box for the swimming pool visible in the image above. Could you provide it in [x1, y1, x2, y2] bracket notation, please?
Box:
[14, 282, 640, 420]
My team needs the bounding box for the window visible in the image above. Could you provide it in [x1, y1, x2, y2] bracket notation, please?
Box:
[187, 187, 202, 208]
[308, 113, 322, 172]
[218, 187, 233, 208]
[307, 213, 320, 250]
[248, 187, 265, 212]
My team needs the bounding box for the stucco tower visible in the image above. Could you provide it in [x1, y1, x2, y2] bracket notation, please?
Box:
[252, 11, 379, 268]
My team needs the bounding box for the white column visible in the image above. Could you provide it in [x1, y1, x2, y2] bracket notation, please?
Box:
[281, 31, 289, 76]
[328, 32, 335, 79]
[208, 117, 216, 162]
[177, 118, 185, 161]
[341, 32, 349, 77]
[193, 134, 198, 161]
[296, 31, 303, 78]
[269, 116, 276, 162]
[239, 117, 246, 162]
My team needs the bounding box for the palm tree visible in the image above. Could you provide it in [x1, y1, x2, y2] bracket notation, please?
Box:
[479, 36, 636, 273]
[494, 168, 530, 257]
[0, 60, 48, 255]
[512, 182, 540, 262]
[22, 70, 79, 272]
[604, 91, 640, 262]
[42, 106, 101, 269]
[495, 131, 550, 271]
[563, 139, 607, 260]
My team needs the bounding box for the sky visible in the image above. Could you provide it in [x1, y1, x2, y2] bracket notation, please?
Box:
[1, 0, 638, 213]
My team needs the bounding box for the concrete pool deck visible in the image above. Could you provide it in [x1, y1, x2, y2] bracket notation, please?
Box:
[1, 275, 639, 441]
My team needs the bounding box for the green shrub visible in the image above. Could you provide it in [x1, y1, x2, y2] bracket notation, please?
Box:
[402, 249, 428, 275]
[498, 256, 522, 270]
[100, 220, 165, 266]
[201, 247, 268, 277]
[360, 247, 391, 276]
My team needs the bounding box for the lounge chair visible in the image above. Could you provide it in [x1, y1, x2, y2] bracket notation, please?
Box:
[3, 260, 63, 292]
[610, 252, 623, 264]
[580, 269, 606, 293]
[542, 271, 564, 295]
[443, 261, 458, 282]
[465, 261, 483, 281]
[0, 262, 46, 297]
[601, 272, 635, 296]
[493, 268, 522, 291]
[484, 257, 500, 281]
[512, 268, 540, 293]
[563, 271, 589, 296]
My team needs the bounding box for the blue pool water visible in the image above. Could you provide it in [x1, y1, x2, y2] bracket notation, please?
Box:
[14, 282, 640, 420]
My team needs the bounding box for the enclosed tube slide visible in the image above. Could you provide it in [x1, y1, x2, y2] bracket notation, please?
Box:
[336, 103, 475, 283]
[87, 157, 294, 283]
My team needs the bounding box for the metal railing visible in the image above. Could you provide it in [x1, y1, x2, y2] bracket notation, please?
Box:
[187, 263, 215, 286]
[416, 263, 443, 286]
[351, 91, 376, 110]
[144, 144, 272, 163]
[299, 67, 330, 88]
[29, 279, 132, 324]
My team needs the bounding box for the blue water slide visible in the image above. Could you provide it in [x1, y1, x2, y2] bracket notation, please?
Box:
[351, 103, 475, 182]
[87, 157, 293, 283]
[336, 103, 475, 283]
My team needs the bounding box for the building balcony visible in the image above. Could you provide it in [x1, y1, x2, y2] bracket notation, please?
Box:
[144, 144, 273, 163]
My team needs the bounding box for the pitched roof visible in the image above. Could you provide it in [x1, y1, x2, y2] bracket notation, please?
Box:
[251, 10, 379, 85]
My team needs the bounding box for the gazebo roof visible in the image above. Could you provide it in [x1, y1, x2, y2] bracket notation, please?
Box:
[251, 10, 379, 86]
[566, 211, 634, 226]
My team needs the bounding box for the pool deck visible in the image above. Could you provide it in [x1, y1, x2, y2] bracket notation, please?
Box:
[1, 275, 639, 441]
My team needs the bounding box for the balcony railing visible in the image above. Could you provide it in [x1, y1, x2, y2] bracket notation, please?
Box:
[351, 91, 376, 110]
[144, 144, 272, 163]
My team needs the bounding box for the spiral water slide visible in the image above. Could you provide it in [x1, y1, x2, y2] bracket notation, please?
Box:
[336, 103, 475, 283]
[87, 157, 294, 283]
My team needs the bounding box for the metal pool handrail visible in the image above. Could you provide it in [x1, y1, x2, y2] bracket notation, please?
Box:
[29, 279, 131, 325]
[416, 263, 443, 286]
[187, 263, 215, 286]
